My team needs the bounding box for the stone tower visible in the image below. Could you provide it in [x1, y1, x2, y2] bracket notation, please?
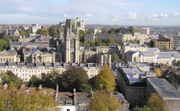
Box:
[64, 18, 84, 63]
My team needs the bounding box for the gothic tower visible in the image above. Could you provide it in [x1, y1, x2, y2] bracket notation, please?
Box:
[64, 18, 83, 63]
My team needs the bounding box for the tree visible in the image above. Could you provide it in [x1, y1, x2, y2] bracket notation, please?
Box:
[89, 90, 121, 111]
[49, 25, 60, 37]
[0, 39, 9, 51]
[147, 94, 167, 111]
[129, 26, 135, 35]
[36, 28, 49, 36]
[28, 75, 42, 87]
[79, 30, 85, 44]
[28, 68, 90, 92]
[41, 70, 60, 89]
[155, 68, 162, 77]
[134, 93, 167, 111]
[1, 71, 23, 89]
[95, 64, 116, 92]
[106, 37, 114, 46]
[111, 53, 120, 62]
[86, 40, 95, 47]
[60, 66, 89, 92]
[0, 89, 56, 111]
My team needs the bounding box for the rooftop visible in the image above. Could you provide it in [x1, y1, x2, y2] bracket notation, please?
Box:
[148, 78, 180, 100]
[119, 66, 156, 86]
[157, 51, 180, 58]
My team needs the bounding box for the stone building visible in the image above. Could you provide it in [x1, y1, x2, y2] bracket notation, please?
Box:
[0, 50, 20, 63]
[23, 49, 55, 64]
[154, 37, 171, 50]
[63, 18, 83, 63]
[0, 63, 100, 82]
[117, 66, 156, 108]
[171, 35, 180, 50]
[120, 33, 149, 43]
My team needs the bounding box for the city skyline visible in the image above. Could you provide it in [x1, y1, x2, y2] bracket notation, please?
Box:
[0, 0, 180, 26]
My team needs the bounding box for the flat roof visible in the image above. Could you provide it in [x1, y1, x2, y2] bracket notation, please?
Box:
[148, 78, 180, 100]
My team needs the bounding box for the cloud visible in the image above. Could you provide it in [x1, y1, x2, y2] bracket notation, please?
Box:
[174, 12, 180, 17]
[0, 0, 179, 26]
[85, 13, 94, 17]
[127, 12, 137, 20]
[148, 13, 169, 21]
[0, 0, 140, 24]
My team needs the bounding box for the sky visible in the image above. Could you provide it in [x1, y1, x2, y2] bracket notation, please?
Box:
[0, 0, 180, 26]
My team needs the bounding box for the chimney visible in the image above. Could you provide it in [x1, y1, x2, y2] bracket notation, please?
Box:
[55, 84, 59, 102]
[73, 89, 77, 105]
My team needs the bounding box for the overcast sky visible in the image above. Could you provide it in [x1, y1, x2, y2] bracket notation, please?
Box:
[0, 0, 180, 26]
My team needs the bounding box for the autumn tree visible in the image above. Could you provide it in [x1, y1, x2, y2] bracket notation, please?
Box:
[155, 68, 162, 77]
[1, 71, 23, 89]
[147, 93, 167, 111]
[106, 37, 114, 46]
[0, 89, 56, 111]
[89, 90, 121, 111]
[94, 64, 116, 92]
[134, 93, 168, 111]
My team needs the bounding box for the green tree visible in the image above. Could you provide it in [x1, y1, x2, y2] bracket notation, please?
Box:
[95, 64, 116, 92]
[134, 106, 151, 111]
[86, 40, 95, 47]
[48, 25, 60, 36]
[111, 53, 120, 62]
[41, 70, 60, 89]
[79, 30, 85, 45]
[36, 28, 49, 36]
[28, 75, 42, 87]
[129, 26, 135, 35]
[89, 90, 121, 111]
[0, 39, 9, 51]
[60, 66, 89, 92]
[1, 71, 23, 89]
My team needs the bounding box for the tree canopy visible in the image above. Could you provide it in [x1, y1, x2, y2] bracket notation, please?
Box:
[94, 64, 116, 92]
[28, 67, 90, 92]
[36, 28, 49, 36]
[1, 71, 23, 89]
[89, 90, 121, 111]
[155, 68, 162, 77]
[48, 25, 60, 37]
[60, 66, 89, 92]
[111, 53, 121, 62]
[134, 93, 167, 111]
[0, 89, 56, 111]
[0, 39, 9, 51]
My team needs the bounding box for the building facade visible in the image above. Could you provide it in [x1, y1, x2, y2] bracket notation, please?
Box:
[0, 50, 20, 63]
[64, 18, 83, 63]
[154, 38, 171, 50]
